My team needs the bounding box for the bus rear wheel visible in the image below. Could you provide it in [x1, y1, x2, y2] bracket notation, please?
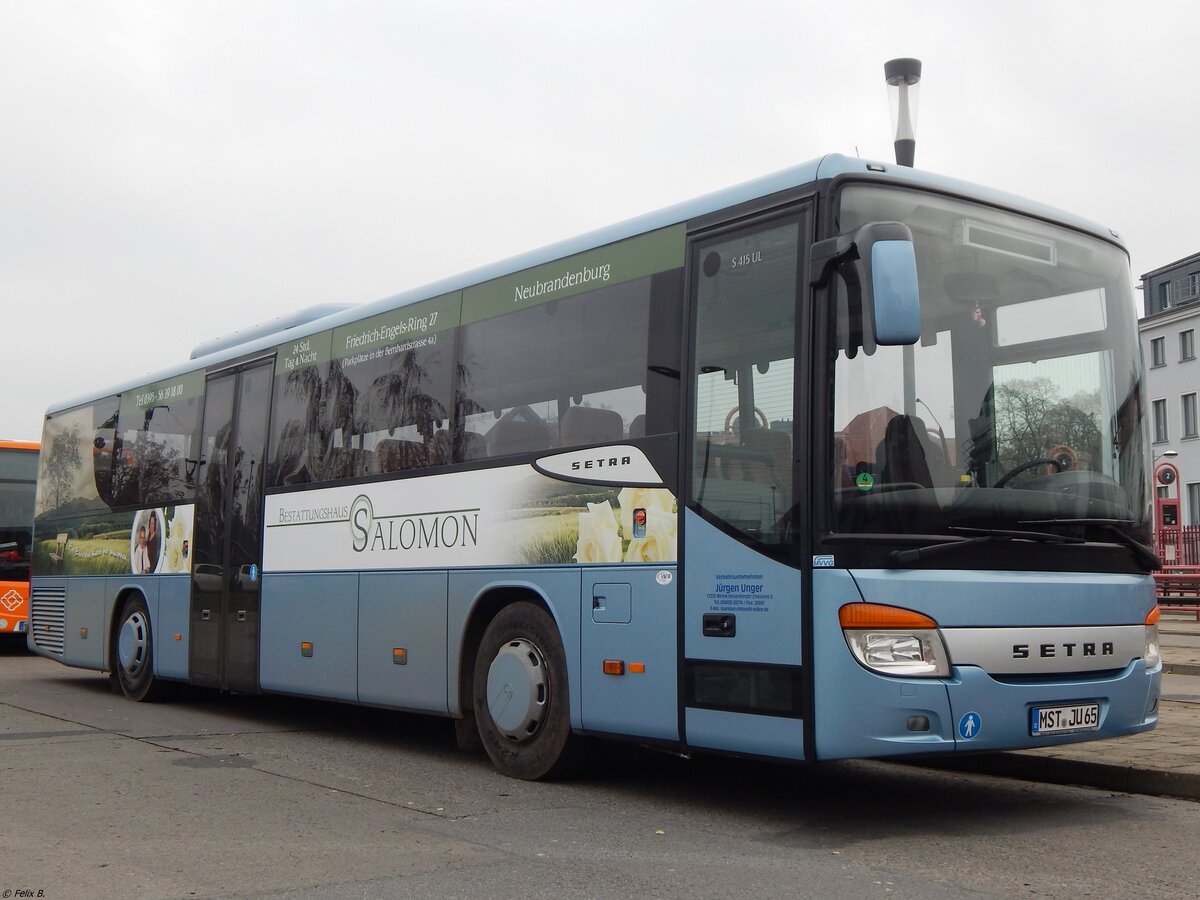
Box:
[473, 602, 580, 780]
[110, 594, 169, 702]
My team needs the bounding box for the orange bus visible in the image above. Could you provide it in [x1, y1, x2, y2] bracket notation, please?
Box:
[0, 440, 38, 637]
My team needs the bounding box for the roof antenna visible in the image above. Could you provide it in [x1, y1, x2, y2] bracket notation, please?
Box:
[884, 58, 922, 167]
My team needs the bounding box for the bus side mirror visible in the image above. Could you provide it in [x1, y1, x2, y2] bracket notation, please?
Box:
[811, 221, 921, 346]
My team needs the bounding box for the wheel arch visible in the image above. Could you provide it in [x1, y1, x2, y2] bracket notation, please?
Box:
[107, 585, 151, 673]
[455, 583, 559, 719]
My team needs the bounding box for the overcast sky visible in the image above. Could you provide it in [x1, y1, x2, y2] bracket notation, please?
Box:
[2, 0, 1196, 441]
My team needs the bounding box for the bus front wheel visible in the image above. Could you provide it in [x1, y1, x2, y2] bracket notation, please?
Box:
[110, 594, 169, 702]
[473, 602, 580, 780]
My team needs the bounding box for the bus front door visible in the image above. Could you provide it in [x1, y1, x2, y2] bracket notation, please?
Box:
[189, 360, 273, 692]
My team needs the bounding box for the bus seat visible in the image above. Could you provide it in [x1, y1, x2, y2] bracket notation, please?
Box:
[739, 427, 792, 495]
[429, 430, 452, 466]
[373, 439, 427, 473]
[487, 406, 554, 457]
[327, 447, 373, 480]
[627, 414, 646, 438]
[457, 431, 487, 461]
[876, 415, 933, 488]
[560, 405, 623, 447]
[431, 429, 487, 464]
[833, 436, 854, 488]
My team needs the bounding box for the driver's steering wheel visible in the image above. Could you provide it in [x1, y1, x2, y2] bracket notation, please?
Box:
[994, 448, 1075, 488]
[724, 406, 769, 435]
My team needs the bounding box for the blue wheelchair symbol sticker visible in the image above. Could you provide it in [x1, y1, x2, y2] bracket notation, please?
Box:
[958, 711, 982, 740]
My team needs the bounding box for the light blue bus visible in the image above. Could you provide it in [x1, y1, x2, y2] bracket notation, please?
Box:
[29, 154, 1160, 779]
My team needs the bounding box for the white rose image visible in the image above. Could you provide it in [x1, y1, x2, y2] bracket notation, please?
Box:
[623, 507, 678, 563]
[616, 487, 675, 536]
[574, 500, 623, 564]
[161, 510, 192, 574]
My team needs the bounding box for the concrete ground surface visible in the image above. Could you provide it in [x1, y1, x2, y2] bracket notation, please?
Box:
[3, 614, 1198, 811]
[927, 611, 1200, 800]
[3, 637, 1200, 900]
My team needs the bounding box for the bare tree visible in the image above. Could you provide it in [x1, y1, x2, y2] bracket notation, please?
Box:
[43, 424, 83, 511]
[995, 377, 1102, 479]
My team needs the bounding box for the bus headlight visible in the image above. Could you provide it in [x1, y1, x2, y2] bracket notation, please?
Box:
[840, 603, 951, 678]
[1144, 606, 1161, 670]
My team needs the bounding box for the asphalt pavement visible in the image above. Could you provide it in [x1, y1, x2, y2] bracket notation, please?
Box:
[5, 614, 1199, 805]
[925, 611, 1200, 801]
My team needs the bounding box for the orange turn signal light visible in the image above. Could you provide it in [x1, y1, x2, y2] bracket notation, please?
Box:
[603, 659, 625, 676]
[629, 662, 646, 674]
[1146, 606, 1161, 625]
[839, 603, 938, 630]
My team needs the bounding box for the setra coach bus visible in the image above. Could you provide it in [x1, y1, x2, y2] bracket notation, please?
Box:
[1, 440, 38, 639]
[29, 154, 1160, 778]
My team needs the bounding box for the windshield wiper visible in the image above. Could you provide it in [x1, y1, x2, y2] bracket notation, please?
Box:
[1021, 518, 1161, 570]
[888, 525, 1084, 566]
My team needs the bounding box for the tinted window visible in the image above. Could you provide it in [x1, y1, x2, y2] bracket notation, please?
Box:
[691, 219, 800, 545]
[269, 299, 460, 486]
[458, 278, 653, 458]
[269, 332, 334, 487]
[0, 448, 37, 570]
[37, 402, 108, 518]
[111, 373, 203, 506]
[327, 342, 455, 478]
[0, 448, 38, 482]
[269, 362, 330, 486]
[264, 230, 684, 484]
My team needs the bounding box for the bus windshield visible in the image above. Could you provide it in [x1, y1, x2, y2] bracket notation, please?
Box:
[830, 185, 1149, 555]
[0, 445, 38, 578]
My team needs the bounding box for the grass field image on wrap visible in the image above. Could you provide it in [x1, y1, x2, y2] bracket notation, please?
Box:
[507, 478, 677, 565]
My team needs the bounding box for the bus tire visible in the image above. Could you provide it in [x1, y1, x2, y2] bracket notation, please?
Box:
[110, 594, 170, 702]
[473, 601, 580, 780]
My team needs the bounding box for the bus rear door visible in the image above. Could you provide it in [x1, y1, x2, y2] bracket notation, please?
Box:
[189, 361, 272, 691]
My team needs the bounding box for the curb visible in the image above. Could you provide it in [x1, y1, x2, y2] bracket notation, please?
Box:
[916, 752, 1200, 802]
[1164, 662, 1200, 676]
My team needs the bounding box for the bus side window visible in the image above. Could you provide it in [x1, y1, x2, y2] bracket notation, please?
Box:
[457, 277, 654, 457]
[268, 361, 331, 487]
[92, 396, 120, 505]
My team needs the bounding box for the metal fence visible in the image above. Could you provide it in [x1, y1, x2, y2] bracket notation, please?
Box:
[1155, 527, 1200, 567]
